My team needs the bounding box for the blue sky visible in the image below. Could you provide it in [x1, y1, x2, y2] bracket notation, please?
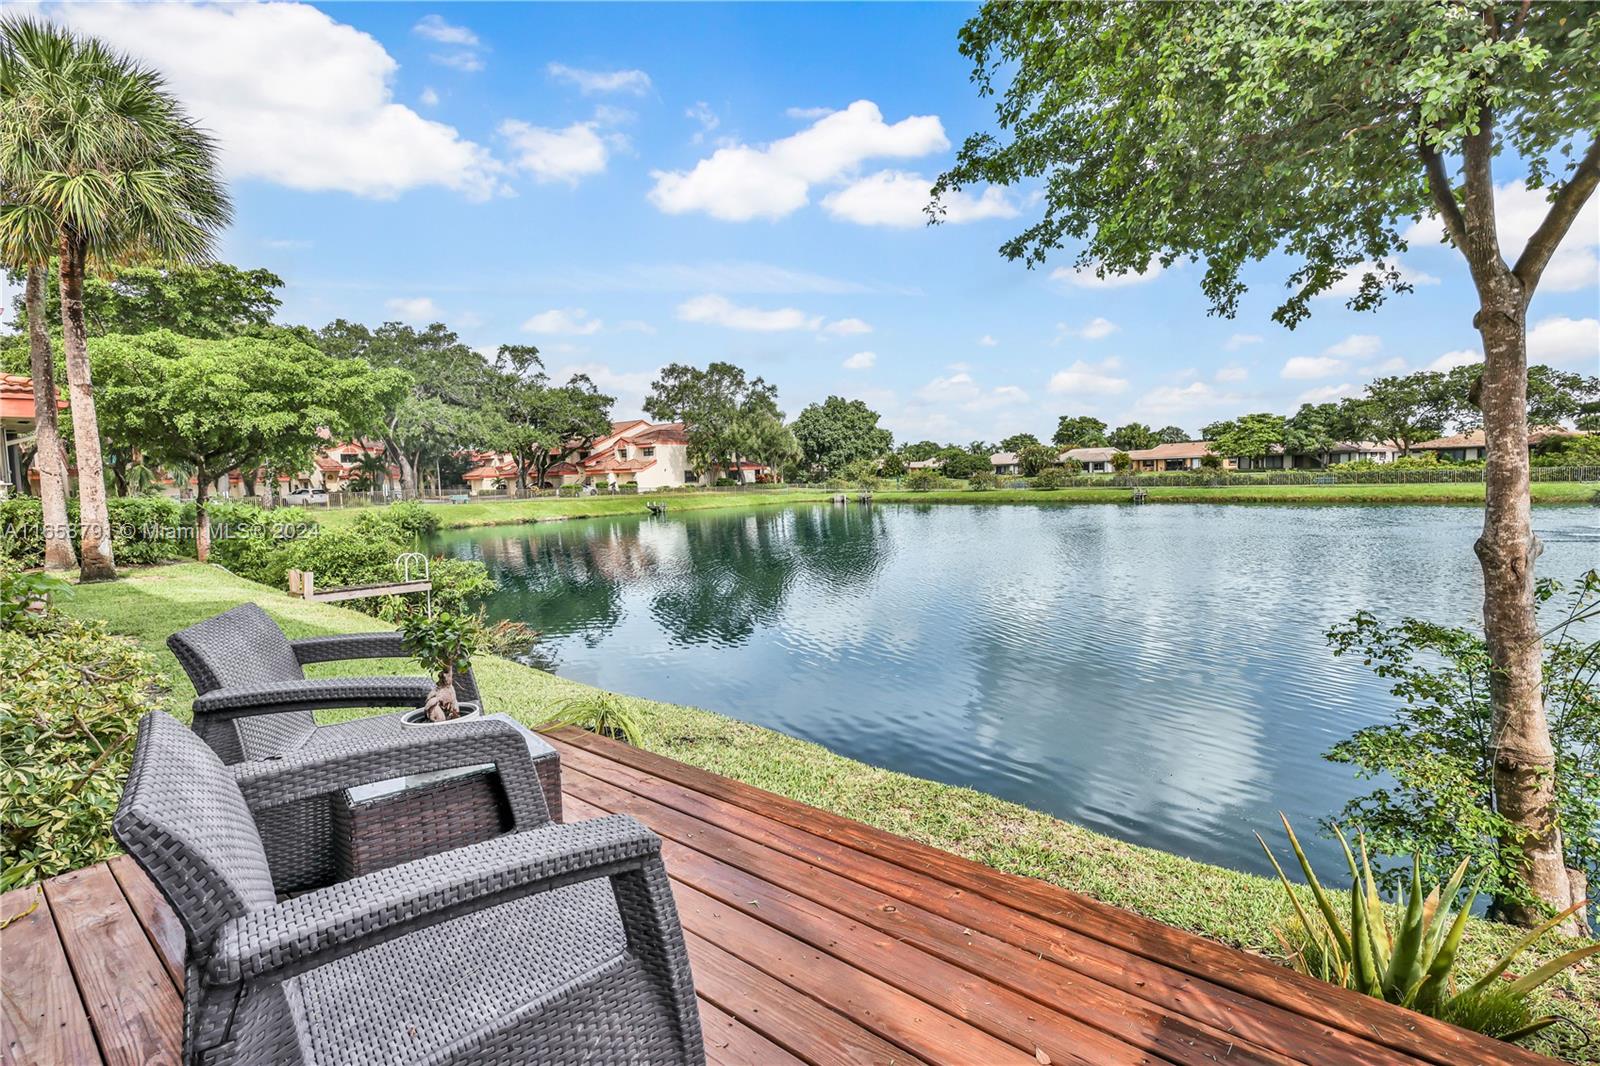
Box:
[30, 2, 1600, 442]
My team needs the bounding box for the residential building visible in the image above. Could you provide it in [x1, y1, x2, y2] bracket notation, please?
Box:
[1061, 447, 1117, 473]
[464, 419, 769, 494]
[1410, 426, 1585, 462]
[0, 374, 75, 499]
[989, 451, 1019, 475]
[906, 458, 943, 470]
[1126, 441, 1233, 472]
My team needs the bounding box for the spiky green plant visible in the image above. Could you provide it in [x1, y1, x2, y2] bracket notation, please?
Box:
[1258, 815, 1598, 1043]
[542, 694, 646, 746]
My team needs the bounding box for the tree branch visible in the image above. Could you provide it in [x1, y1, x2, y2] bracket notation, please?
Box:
[1418, 138, 1471, 254]
[1513, 137, 1600, 297]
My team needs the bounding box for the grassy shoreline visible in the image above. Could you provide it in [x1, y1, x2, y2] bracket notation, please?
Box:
[313, 480, 1593, 532]
[60, 562, 1598, 1062]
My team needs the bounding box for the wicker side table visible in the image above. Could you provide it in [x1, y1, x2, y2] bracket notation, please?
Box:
[331, 715, 562, 880]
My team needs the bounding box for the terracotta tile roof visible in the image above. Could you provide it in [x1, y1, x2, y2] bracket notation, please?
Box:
[1, 374, 65, 421]
[1127, 441, 1216, 460]
[464, 459, 517, 481]
[546, 461, 581, 475]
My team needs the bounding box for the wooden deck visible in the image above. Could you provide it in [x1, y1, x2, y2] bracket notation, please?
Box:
[3, 727, 1550, 1066]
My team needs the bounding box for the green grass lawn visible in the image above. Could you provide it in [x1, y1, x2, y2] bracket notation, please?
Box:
[312, 480, 1594, 533]
[61, 561, 1598, 1061]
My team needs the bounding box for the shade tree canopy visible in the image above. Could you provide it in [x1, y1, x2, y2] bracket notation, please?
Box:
[1107, 423, 1157, 452]
[791, 396, 894, 479]
[485, 345, 615, 493]
[644, 361, 784, 473]
[1052, 415, 1109, 449]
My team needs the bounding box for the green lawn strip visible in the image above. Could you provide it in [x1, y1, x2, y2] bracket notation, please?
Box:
[311, 481, 1593, 534]
[62, 562, 1598, 1062]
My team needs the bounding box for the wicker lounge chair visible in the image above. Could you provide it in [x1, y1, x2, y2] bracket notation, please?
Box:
[114, 711, 704, 1066]
[166, 603, 568, 890]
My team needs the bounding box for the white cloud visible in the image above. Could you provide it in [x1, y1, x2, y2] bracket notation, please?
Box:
[685, 101, 719, 143]
[1052, 257, 1166, 289]
[1371, 356, 1409, 373]
[1298, 383, 1362, 403]
[1427, 350, 1481, 372]
[1224, 333, 1263, 351]
[1324, 334, 1381, 359]
[419, 86, 440, 107]
[821, 170, 1015, 228]
[1215, 365, 1248, 383]
[1136, 381, 1240, 417]
[977, 335, 998, 347]
[412, 14, 479, 46]
[430, 51, 483, 73]
[1527, 315, 1600, 366]
[1407, 180, 1599, 293]
[51, 2, 505, 200]
[1047, 357, 1129, 396]
[556, 362, 656, 420]
[386, 296, 440, 322]
[1281, 355, 1346, 380]
[547, 63, 652, 95]
[843, 351, 876, 370]
[823, 317, 873, 336]
[1058, 317, 1119, 341]
[1315, 260, 1440, 299]
[786, 106, 834, 121]
[522, 308, 603, 335]
[499, 120, 616, 184]
[677, 294, 820, 332]
[916, 372, 1028, 410]
[649, 100, 948, 222]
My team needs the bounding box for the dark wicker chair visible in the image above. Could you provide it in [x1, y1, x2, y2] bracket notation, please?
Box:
[114, 711, 704, 1066]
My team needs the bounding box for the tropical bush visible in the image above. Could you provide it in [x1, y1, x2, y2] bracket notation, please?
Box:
[351, 499, 439, 539]
[1032, 468, 1070, 490]
[0, 570, 72, 628]
[1, 612, 167, 889]
[541, 693, 645, 746]
[204, 501, 319, 579]
[967, 470, 1000, 491]
[1325, 571, 1600, 923]
[0, 495, 187, 567]
[1259, 818, 1599, 1044]
[903, 468, 942, 492]
[1110, 451, 1133, 473]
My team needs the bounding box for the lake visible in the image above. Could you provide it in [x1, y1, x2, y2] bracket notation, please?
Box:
[433, 501, 1598, 879]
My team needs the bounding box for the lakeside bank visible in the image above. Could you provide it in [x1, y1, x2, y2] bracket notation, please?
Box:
[315, 479, 1595, 533]
[59, 561, 1599, 1063]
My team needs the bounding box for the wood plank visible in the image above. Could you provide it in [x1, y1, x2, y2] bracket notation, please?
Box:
[1, 885, 102, 1066]
[698, 996, 807, 1066]
[43, 865, 182, 1066]
[567, 773, 1240, 1066]
[553, 729, 1523, 1066]
[560, 744, 1410, 1066]
[108, 857, 184, 992]
[686, 931, 927, 1066]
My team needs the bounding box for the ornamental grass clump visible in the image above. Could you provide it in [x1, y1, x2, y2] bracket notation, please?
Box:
[1258, 816, 1600, 1044]
[542, 693, 646, 746]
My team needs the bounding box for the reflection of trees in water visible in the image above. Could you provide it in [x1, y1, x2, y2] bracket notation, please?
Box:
[790, 503, 893, 587]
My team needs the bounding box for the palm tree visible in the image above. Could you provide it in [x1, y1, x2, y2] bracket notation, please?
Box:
[0, 16, 230, 580]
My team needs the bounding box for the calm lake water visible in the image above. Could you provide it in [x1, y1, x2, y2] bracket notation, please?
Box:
[434, 502, 1597, 879]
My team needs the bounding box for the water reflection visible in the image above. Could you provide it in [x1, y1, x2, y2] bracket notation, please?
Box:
[433, 502, 1595, 878]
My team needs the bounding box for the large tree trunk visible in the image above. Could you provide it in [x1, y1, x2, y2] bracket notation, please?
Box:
[57, 232, 115, 580]
[194, 472, 213, 563]
[1475, 301, 1573, 932]
[26, 267, 77, 571]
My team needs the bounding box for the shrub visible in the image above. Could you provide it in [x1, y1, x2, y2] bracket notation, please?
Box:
[1260, 818, 1599, 1044]
[0, 495, 187, 568]
[542, 693, 646, 745]
[1, 615, 167, 889]
[714, 477, 737, 487]
[276, 528, 406, 590]
[1110, 451, 1133, 473]
[1032, 468, 1070, 490]
[967, 471, 999, 491]
[903, 468, 942, 492]
[204, 501, 320, 582]
[557, 484, 582, 497]
[371, 500, 440, 537]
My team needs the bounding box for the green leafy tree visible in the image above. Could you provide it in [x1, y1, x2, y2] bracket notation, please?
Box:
[11, 261, 281, 339]
[1052, 415, 1109, 449]
[1017, 442, 1057, 476]
[790, 396, 893, 478]
[317, 320, 492, 498]
[1444, 363, 1600, 431]
[1, 16, 231, 580]
[935, 448, 990, 479]
[1355, 372, 1458, 455]
[878, 452, 906, 478]
[900, 440, 943, 462]
[1284, 402, 1368, 468]
[93, 330, 407, 561]
[1108, 422, 1157, 452]
[1154, 425, 1189, 445]
[1110, 451, 1132, 474]
[1212, 413, 1287, 463]
[740, 410, 802, 481]
[999, 432, 1041, 452]
[644, 361, 781, 475]
[486, 345, 613, 494]
[935, 1, 1600, 922]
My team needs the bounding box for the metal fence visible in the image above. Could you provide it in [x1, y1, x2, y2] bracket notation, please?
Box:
[1030, 465, 1600, 488]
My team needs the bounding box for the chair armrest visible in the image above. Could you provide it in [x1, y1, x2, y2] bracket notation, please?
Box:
[231, 717, 550, 826]
[290, 631, 406, 665]
[191, 677, 434, 719]
[207, 815, 659, 984]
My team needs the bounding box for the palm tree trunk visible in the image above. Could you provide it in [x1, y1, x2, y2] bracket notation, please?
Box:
[25, 266, 76, 571]
[57, 231, 115, 580]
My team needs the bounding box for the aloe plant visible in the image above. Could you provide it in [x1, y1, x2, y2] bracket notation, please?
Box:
[1258, 815, 1599, 1042]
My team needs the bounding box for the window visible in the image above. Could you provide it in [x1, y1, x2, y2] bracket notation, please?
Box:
[642, 447, 655, 457]
[617, 447, 629, 459]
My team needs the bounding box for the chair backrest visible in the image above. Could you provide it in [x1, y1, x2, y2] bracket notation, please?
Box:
[113, 712, 278, 947]
[167, 603, 304, 694]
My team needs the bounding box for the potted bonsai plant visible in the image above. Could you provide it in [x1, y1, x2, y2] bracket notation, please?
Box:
[398, 608, 485, 724]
